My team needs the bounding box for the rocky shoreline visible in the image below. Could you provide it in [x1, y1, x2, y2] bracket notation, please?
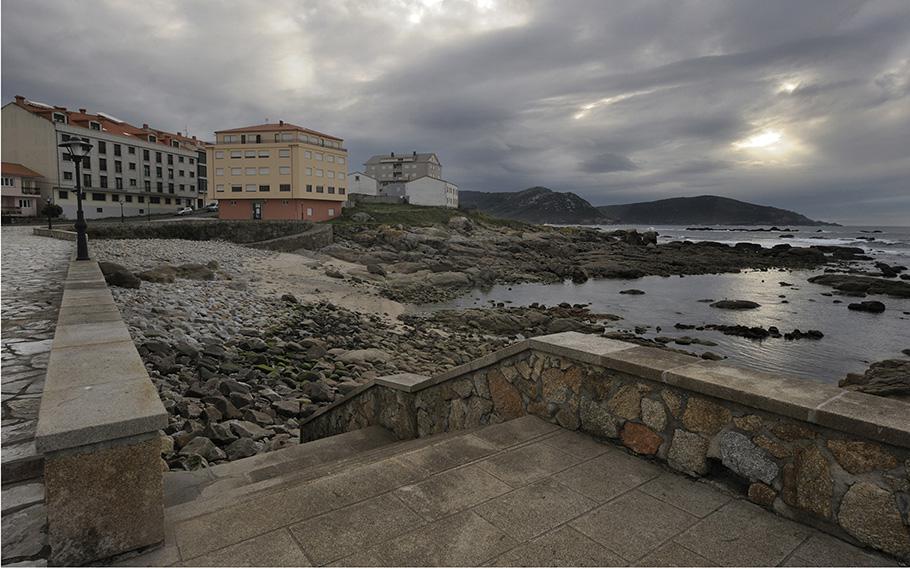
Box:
[91, 219, 908, 468]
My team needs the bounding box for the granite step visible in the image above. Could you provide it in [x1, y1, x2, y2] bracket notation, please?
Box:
[0, 440, 43, 484]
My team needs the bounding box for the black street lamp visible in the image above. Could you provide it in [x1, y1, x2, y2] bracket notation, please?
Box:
[58, 139, 93, 260]
[46, 197, 53, 230]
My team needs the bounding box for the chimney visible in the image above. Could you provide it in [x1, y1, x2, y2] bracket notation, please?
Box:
[391, 151, 395, 157]
[192, 135, 196, 140]
[79, 108, 86, 114]
[143, 123, 149, 129]
[14, 95, 24, 103]
[177, 132, 182, 137]
[279, 120, 284, 125]
[413, 151, 417, 156]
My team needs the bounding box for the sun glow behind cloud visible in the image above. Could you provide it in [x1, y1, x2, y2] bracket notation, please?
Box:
[733, 129, 783, 149]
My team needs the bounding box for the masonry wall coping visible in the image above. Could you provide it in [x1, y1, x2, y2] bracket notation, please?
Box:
[303, 331, 910, 449]
[35, 259, 168, 453]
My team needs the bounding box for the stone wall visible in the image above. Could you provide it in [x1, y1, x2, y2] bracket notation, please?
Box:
[245, 223, 333, 252]
[32, 227, 78, 241]
[301, 333, 910, 559]
[85, 219, 318, 244]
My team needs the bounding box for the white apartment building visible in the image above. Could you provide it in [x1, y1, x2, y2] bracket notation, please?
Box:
[381, 176, 459, 208]
[347, 171, 380, 196]
[1, 96, 209, 219]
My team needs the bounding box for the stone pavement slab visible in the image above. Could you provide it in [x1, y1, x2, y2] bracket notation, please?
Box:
[636, 541, 716, 567]
[571, 490, 698, 562]
[474, 477, 596, 541]
[188, 528, 310, 567]
[673, 499, 812, 566]
[477, 440, 581, 487]
[554, 448, 662, 502]
[488, 525, 626, 567]
[639, 472, 731, 517]
[782, 532, 900, 567]
[289, 493, 424, 565]
[395, 464, 511, 521]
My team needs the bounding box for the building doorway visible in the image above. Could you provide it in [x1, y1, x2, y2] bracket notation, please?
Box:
[252, 202, 262, 220]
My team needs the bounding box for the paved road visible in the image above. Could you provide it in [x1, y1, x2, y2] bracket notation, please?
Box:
[2, 225, 72, 565]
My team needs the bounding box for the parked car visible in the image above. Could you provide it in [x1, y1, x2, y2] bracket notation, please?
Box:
[204, 202, 219, 212]
[176, 206, 194, 216]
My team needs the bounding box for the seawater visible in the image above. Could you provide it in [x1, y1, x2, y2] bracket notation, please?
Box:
[425, 225, 910, 385]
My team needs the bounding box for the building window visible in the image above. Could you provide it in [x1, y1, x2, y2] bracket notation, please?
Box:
[115, 161, 122, 173]
[100, 158, 108, 171]
[144, 165, 150, 176]
[245, 167, 256, 175]
[139, 195, 146, 203]
[125, 195, 133, 202]
[165, 198, 171, 204]
[231, 185, 242, 193]
[129, 163, 136, 171]
[157, 182, 163, 192]
[156, 152, 162, 163]
[91, 192, 106, 201]
[83, 174, 92, 187]
[167, 155, 173, 165]
[279, 166, 291, 175]
[338, 157, 345, 165]
[156, 167, 162, 177]
[316, 185, 323, 193]
[230, 151, 242, 159]
[178, 170, 184, 177]
[190, 157, 195, 165]
[100, 175, 109, 188]
[280, 149, 290, 158]
[339, 187, 346, 195]
[306, 184, 312, 192]
[258, 167, 269, 175]
[128, 146, 136, 155]
[328, 208, 335, 217]
[116, 178, 124, 189]
[280, 133, 293, 141]
[168, 169, 174, 179]
[114, 144, 122, 156]
[215, 168, 224, 176]
[130, 179, 137, 187]
[63, 171, 73, 181]
[327, 171, 334, 179]
[58, 190, 69, 199]
[259, 184, 270, 192]
[143, 149, 149, 161]
[216, 184, 225, 192]
[326, 155, 334, 163]
[112, 194, 120, 202]
[171, 141, 179, 148]
[303, 151, 311, 159]
[231, 168, 242, 175]
[280, 184, 291, 192]
[168, 183, 174, 193]
[328, 186, 335, 194]
[53, 112, 66, 123]
[215, 150, 225, 159]
[306, 167, 312, 175]
[315, 169, 323, 177]
[258, 150, 270, 158]
[98, 141, 107, 154]
[178, 156, 184, 163]
[314, 152, 323, 161]
[244, 150, 256, 158]
[179, 184, 185, 191]
[96, 207, 103, 213]
[144, 180, 151, 191]
[245, 184, 256, 192]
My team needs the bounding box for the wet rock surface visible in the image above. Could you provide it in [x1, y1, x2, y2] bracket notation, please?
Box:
[840, 359, 910, 402]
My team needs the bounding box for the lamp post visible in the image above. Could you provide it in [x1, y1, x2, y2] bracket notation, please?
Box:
[58, 140, 93, 260]
[46, 197, 53, 230]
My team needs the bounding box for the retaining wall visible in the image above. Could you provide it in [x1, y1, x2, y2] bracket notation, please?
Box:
[302, 332, 910, 560]
[245, 223, 333, 252]
[35, 259, 168, 565]
[84, 219, 319, 244]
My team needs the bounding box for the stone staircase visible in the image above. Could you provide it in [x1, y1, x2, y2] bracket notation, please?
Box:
[115, 416, 897, 567]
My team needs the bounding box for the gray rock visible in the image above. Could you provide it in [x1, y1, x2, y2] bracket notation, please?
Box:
[366, 263, 387, 276]
[1, 503, 47, 559]
[228, 420, 272, 440]
[336, 380, 362, 396]
[175, 263, 216, 280]
[98, 261, 141, 289]
[579, 398, 619, 439]
[272, 399, 301, 417]
[137, 265, 177, 283]
[710, 300, 761, 310]
[718, 431, 778, 483]
[1, 482, 45, 514]
[337, 348, 391, 364]
[837, 482, 910, 559]
[300, 382, 334, 403]
[178, 436, 225, 462]
[225, 437, 260, 460]
[641, 398, 667, 431]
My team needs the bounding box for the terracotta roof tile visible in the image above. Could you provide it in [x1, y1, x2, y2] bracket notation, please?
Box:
[2, 162, 43, 178]
[215, 122, 343, 141]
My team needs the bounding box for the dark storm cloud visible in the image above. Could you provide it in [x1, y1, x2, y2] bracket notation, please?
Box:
[2, 0, 909, 223]
[580, 153, 638, 173]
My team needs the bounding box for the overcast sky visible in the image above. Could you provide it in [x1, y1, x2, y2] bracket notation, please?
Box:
[3, 1, 909, 224]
